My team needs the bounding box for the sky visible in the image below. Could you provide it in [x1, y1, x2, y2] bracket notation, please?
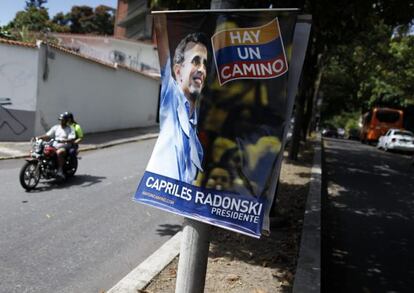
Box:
[0, 0, 118, 26]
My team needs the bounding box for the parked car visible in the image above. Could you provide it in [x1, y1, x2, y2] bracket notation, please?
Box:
[337, 128, 345, 138]
[347, 128, 360, 140]
[322, 128, 338, 138]
[377, 129, 414, 152]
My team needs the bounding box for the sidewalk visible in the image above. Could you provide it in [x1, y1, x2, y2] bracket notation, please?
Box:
[0, 126, 159, 160]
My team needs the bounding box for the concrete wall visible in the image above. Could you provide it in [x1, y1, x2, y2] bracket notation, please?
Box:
[0, 42, 39, 140]
[35, 44, 159, 135]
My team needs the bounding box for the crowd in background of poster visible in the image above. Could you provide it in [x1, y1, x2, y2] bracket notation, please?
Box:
[135, 9, 299, 237]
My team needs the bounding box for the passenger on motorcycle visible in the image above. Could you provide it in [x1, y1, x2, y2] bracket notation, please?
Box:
[65, 112, 83, 146]
[36, 113, 75, 179]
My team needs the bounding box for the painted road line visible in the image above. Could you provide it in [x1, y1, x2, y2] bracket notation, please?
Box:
[107, 231, 182, 293]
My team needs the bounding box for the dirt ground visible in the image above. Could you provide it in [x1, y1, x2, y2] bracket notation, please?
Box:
[143, 142, 314, 293]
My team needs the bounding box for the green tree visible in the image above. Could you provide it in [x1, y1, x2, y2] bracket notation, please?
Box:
[66, 5, 94, 33]
[296, 0, 414, 156]
[3, 3, 114, 39]
[369, 35, 414, 108]
[9, 6, 50, 32]
[93, 5, 115, 35]
[4, 0, 68, 39]
[52, 12, 68, 27]
[62, 5, 115, 35]
[320, 18, 393, 120]
[320, 16, 414, 127]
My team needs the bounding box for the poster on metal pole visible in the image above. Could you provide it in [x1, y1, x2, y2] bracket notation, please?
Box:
[135, 9, 298, 238]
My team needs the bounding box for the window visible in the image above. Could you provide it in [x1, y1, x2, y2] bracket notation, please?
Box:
[395, 131, 413, 137]
[376, 110, 400, 123]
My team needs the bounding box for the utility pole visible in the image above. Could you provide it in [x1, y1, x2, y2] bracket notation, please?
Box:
[175, 219, 211, 293]
[175, 3, 236, 292]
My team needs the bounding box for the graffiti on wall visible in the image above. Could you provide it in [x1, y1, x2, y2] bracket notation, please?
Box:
[109, 50, 126, 64]
[0, 62, 35, 140]
[109, 49, 159, 73]
[0, 98, 27, 135]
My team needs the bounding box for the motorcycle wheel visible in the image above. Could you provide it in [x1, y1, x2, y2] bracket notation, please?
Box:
[65, 156, 78, 177]
[19, 161, 41, 191]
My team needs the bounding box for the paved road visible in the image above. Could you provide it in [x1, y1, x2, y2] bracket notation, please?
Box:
[0, 138, 183, 293]
[323, 138, 414, 293]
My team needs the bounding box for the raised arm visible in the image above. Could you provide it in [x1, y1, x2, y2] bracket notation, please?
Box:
[154, 14, 170, 69]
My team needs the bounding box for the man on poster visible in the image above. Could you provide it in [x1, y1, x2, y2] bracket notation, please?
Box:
[146, 32, 209, 184]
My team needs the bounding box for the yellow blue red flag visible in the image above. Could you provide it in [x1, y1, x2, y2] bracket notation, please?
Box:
[211, 18, 288, 85]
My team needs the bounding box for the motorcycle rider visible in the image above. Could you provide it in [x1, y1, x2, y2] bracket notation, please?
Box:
[36, 113, 75, 179]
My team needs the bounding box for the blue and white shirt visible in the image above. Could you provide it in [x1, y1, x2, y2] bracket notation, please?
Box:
[146, 59, 204, 184]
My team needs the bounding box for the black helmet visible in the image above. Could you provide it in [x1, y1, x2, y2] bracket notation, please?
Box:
[64, 111, 74, 120]
[58, 112, 69, 121]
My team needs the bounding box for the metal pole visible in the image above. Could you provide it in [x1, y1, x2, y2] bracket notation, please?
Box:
[175, 218, 211, 293]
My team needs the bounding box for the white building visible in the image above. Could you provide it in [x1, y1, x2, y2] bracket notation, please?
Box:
[52, 33, 160, 76]
[0, 38, 160, 141]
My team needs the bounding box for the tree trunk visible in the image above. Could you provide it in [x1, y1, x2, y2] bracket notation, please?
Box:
[289, 47, 325, 160]
[289, 91, 306, 160]
[305, 54, 324, 137]
[288, 56, 316, 160]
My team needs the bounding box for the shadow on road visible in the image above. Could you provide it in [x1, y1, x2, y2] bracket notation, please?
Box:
[26, 174, 107, 192]
[323, 137, 414, 292]
[156, 224, 182, 236]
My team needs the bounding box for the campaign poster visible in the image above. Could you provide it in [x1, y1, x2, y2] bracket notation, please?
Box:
[135, 9, 298, 238]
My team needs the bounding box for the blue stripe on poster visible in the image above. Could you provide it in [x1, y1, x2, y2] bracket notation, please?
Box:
[215, 38, 283, 65]
[134, 171, 266, 237]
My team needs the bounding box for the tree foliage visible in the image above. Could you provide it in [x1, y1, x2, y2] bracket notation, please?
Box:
[8, 6, 50, 32]
[52, 12, 68, 27]
[51, 5, 115, 35]
[307, 0, 414, 126]
[66, 5, 95, 33]
[1, 3, 115, 40]
[320, 17, 414, 125]
[93, 5, 116, 35]
[369, 35, 414, 107]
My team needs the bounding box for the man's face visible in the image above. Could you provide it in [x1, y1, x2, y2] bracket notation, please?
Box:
[174, 42, 208, 100]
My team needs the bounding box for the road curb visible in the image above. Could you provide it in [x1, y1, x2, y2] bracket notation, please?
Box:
[0, 155, 29, 161]
[107, 231, 182, 293]
[0, 133, 159, 161]
[292, 136, 322, 293]
[78, 133, 159, 152]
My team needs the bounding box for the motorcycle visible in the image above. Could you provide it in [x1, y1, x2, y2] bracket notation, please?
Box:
[19, 138, 78, 191]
